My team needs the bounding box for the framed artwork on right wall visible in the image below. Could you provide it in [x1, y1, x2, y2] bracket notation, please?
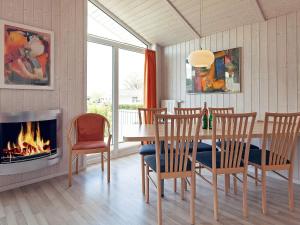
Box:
[186, 47, 241, 94]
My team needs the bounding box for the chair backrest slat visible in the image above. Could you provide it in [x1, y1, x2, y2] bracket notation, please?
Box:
[174, 107, 202, 115]
[209, 107, 234, 123]
[262, 112, 300, 166]
[138, 108, 167, 125]
[213, 112, 256, 170]
[154, 114, 202, 174]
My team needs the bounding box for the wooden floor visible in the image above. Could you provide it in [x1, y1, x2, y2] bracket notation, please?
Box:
[0, 154, 299, 225]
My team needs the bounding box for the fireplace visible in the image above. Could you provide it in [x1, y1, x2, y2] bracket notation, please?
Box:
[0, 109, 61, 175]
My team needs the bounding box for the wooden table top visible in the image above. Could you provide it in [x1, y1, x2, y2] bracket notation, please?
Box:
[122, 121, 269, 142]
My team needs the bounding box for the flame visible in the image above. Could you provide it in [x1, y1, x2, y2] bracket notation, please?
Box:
[6, 122, 50, 157]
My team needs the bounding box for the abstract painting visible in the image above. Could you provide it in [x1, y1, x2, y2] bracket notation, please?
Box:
[0, 20, 54, 90]
[186, 47, 241, 93]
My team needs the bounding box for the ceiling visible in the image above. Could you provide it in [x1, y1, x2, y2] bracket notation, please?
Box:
[95, 0, 300, 46]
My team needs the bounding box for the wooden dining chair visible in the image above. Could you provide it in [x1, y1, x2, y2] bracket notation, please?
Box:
[174, 107, 212, 191]
[174, 107, 212, 153]
[196, 112, 256, 220]
[138, 108, 167, 195]
[174, 107, 202, 115]
[145, 113, 202, 225]
[208, 107, 234, 117]
[68, 113, 112, 187]
[209, 107, 259, 193]
[248, 112, 300, 214]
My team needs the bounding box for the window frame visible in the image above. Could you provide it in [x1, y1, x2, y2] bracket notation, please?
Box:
[86, 1, 149, 163]
[88, 0, 150, 49]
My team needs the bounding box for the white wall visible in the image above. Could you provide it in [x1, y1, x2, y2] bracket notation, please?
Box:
[161, 11, 300, 182]
[0, 0, 86, 190]
[162, 12, 300, 119]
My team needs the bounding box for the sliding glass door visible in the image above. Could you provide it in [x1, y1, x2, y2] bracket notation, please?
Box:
[87, 41, 144, 149]
[87, 42, 113, 128]
[87, 0, 147, 159]
[118, 49, 145, 142]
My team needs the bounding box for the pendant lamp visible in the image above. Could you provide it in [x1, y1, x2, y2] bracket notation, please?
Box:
[188, 0, 214, 68]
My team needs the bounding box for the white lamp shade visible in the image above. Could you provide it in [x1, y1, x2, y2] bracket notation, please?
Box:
[188, 50, 215, 68]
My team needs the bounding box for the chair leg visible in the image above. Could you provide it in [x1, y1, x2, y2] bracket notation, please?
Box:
[181, 178, 185, 200]
[141, 155, 145, 195]
[243, 171, 248, 218]
[185, 178, 188, 191]
[145, 165, 149, 203]
[255, 167, 258, 186]
[194, 175, 197, 198]
[261, 169, 267, 214]
[173, 178, 177, 192]
[225, 174, 229, 195]
[234, 174, 238, 194]
[157, 177, 162, 225]
[288, 168, 294, 211]
[107, 150, 110, 183]
[190, 173, 196, 225]
[68, 151, 72, 187]
[213, 173, 218, 221]
[75, 155, 79, 174]
[101, 153, 104, 172]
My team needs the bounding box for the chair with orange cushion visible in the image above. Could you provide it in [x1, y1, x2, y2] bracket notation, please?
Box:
[68, 113, 112, 187]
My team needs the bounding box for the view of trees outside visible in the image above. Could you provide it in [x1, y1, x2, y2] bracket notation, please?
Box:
[118, 49, 144, 141]
[87, 42, 113, 124]
[87, 43, 144, 141]
[87, 1, 146, 144]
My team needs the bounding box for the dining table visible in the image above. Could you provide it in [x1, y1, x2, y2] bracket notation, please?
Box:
[122, 120, 270, 142]
[122, 120, 271, 196]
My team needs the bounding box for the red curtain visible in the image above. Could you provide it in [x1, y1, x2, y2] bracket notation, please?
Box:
[144, 49, 157, 109]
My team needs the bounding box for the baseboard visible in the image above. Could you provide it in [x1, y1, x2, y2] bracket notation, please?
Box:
[1, 152, 299, 192]
[0, 171, 68, 193]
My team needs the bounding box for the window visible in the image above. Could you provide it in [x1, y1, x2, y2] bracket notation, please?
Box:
[87, 1, 147, 161]
[87, 42, 112, 128]
[118, 49, 144, 142]
[88, 1, 147, 48]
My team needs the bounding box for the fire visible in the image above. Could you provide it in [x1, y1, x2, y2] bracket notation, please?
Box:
[6, 122, 50, 158]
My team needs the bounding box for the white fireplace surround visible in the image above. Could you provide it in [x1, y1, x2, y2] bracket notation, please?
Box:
[0, 109, 62, 175]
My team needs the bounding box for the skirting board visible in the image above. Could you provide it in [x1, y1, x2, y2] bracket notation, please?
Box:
[1, 155, 299, 193]
[0, 171, 68, 193]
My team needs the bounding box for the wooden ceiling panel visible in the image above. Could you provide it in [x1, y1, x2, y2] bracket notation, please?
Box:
[96, 0, 198, 46]
[95, 0, 300, 46]
[258, 0, 300, 19]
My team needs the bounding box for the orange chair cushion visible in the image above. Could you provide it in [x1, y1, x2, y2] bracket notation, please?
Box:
[72, 141, 107, 150]
[76, 114, 105, 142]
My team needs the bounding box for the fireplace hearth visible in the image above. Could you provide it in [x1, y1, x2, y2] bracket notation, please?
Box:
[0, 109, 61, 175]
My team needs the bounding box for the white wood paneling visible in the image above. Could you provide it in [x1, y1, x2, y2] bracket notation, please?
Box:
[267, 18, 277, 112]
[162, 11, 300, 117]
[161, 11, 300, 181]
[259, 0, 300, 19]
[97, 0, 300, 46]
[0, 0, 86, 189]
[97, 0, 198, 46]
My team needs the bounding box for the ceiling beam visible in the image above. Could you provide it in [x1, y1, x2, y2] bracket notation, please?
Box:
[253, 0, 266, 21]
[164, 0, 201, 38]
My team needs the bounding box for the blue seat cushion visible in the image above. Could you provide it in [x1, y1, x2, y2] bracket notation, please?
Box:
[216, 141, 259, 150]
[139, 142, 171, 156]
[140, 141, 212, 156]
[188, 142, 212, 153]
[144, 154, 191, 172]
[249, 149, 268, 165]
[196, 151, 243, 168]
[139, 144, 156, 155]
[248, 149, 289, 165]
